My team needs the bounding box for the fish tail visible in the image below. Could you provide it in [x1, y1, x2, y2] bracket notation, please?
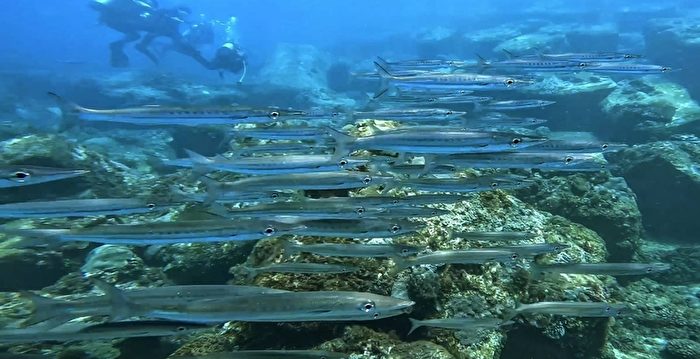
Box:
[407, 318, 422, 335]
[280, 239, 300, 259]
[324, 126, 355, 156]
[0, 228, 65, 249]
[502, 49, 516, 59]
[19, 291, 70, 327]
[91, 278, 140, 321]
[391, 257, 410, 274]
[528, 262, 545, 281]
[201, 177, 223, 205]
[47, 92, 82, 130]
[239, 265, 259, 281]
[503, 301, 522, 321]
[184, 149, 213, 165]
[373, 59, 394, 99]
[475, 53, 488, 67]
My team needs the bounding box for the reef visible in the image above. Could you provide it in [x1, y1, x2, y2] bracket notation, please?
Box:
[600, 78, 700, 139]
[608, 141, 700, 244]
[516, 173, 644, 261]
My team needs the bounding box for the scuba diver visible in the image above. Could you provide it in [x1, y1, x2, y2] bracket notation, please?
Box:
[91, 0, 247, 83]
[208, 42, 247, 84]
[90, 0, 208, 68]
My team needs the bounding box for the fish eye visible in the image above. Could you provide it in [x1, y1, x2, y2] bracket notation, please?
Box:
[338, 158, 348, 167]
[511, 138, 522, 146]
[446, 111, 453, 115]
[392, 199, 399, 204]
[601, 143, 609, 150]
[661, 67, 669, 72]
[390, 224, 401, 233]
[505, 78, 515, 86]
[491, 182, 499, 188]
[564, 156, 574, 164]
[373, 313, 380, 319]
[361, 301, 376, 312]
[146, 203, 156, 209]
[12, 171, 30, 181]
[271, 193, 279, 199]
[578, 62, 587, 68]
[269, 111, 280, 119]
[356, 207, 366, 215]
[362, 175, 372, 184]
[646, 267, 654, 273]
[511, 253, 519, 260]
[263, 226, 276, 236]
[401, 248, 409, 254]
[605, 306, 612, 313]
[176, 326, 187, 331]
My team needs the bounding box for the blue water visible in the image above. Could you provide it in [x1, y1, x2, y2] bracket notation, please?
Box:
[1, 1, 699, 359]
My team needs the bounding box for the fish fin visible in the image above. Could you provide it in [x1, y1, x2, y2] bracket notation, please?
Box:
[184, 149, 212, 165]
[201, 177, 223, 205]
[19, 291, 69, 327]
[502, 302, 521, 321]
[47, 92, 85, 113]
[475, 54, 488, 67]
[528, 262, 546, 281]
[407, 318, 422, 335]
[324, 126, 355, 156]
[391, 257, 410, 274]
[91, 278, 139, 321]
[0, 228, 65, 249]
[280, 239, 300, 259]
[422, 155, 436, 176]
[502, 49, 516, 59]
[238, 265, 259, 281]
[205, 202, 230, 218]
[373, 60, 395, 99]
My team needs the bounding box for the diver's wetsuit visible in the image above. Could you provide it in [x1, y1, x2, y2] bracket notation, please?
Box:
[209, 43, 247, 82]
[91, 0, 208, 68]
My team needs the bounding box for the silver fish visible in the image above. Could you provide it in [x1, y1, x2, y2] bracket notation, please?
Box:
[0, 320, 209, 343]
[474, 100, 556, 111]
[239, 262, 358, 279]
[352, 108, 467, 122]
[282, 240, 423, 258]
[230, 126, 334, 141]
[518, 140, 628, 153]
[451, 231, 535, 242]
[464, 113, 548, 128]
[408, 316, 505, 335]
[49, 92, 313, 126]
[0, 165, 88, 188]
[2, 220, 302, 246]
[330, 127, 548, 155]
[105, 286, 415, 323]
[393, 249, 518, 271]
[298, 194, 468, 209]
[174, 350, 347, 358]
[488, 243, 570, 258]
[203, 173, 393, 200]
[438, 152, 608, 172]
[585, 63, 671, 74]
[477, 56, 590, 72]
[530, 262, 671, 280]
[284, 218, 420, 238]
[0, 198, 174, 218]
[505, 301, 627, 320]
[373, 61, 532, 97]
[214, 201, 447, 220]
[399, 174, 532, 193]
[508, 51, 642, 62]
[169, 150, 368, 175]
[23, 283, 290, 326]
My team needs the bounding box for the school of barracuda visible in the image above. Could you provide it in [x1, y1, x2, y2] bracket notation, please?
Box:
[0, 52, 673, 358]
